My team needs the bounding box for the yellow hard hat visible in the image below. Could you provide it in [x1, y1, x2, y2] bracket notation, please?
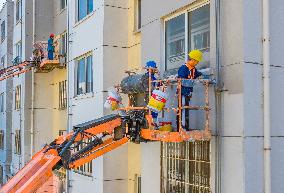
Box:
[188, 50, 203, 62]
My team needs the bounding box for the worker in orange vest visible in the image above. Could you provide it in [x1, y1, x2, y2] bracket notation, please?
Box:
[177, 50, 203, 131]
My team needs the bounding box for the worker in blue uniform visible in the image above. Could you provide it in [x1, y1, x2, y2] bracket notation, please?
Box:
[47, 34, 55, 60]
[145, 60, 158, 87]
[145, 61, 159, 126]
[177, 50, 204, 131]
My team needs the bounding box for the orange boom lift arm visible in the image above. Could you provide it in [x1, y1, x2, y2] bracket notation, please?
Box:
[0, 114, 130, 193]
[0, 61, 35, 81]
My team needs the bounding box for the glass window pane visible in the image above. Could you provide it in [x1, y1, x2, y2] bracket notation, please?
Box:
[61, 0, 66, 10]
[1, 56, 5, 67]
[78, 0, 87, 21]
[87, 0, 93, 14]
[60, 33, 66, 55]
[188, 5, 210, 67]
[16, 1, 20, 21]
[0, 93, 3, 112]
[77, 59, 86, 95]
[165, 14, 185, 70]
[1, 21, 5, 41]
[86, 56, 93, 93]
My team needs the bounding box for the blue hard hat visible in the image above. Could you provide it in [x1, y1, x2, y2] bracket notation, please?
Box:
[146, 61, 157, 68]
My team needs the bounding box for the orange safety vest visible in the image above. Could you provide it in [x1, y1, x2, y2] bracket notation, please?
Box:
[186, 62, 196, 79]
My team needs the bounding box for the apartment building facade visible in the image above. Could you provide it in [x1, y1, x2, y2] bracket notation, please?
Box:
[139, 0, 284, 193]
[7, 0, 68, 189]
[0, 0, 13, 184]
[32, 0, 68, 154]
[0, 0, 283, 193]
[67, 0, 141, 193]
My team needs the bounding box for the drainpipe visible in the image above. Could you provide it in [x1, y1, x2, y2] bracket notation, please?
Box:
[30, 0, 36, 157]
[214, 0, 222, 193]
[262, 0, 271, 193]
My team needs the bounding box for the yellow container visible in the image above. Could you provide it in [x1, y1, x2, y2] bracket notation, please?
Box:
[159, 124, 172, 132]
[111, 101, 119, 111]
[147, 90, 168, 112]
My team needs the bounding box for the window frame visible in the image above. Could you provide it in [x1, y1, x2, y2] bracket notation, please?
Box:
[0, 130, 4, 150]
[15, 85, 21, 110]
[14, 130, 21, 155]
[16, 0, 21, 23]
[134, 0, 142, 32]
[59, 130, 67, 136]
[161, 141, 211, 192]
[15, 41, 22, 62]
[73, 138, 93, 176]
[60, 0, 67, 10]
[164, 2, 210, 71]
[77, 0, 94, 22]
[1, 55, 5, 68]
[59, 80, 67, 110]
[59, 32, 67, 56]
[75, 53, 93, 96]
[0, 93, 4, 113]
[0, 165, 3, 185]
[1, 21, 5, 42]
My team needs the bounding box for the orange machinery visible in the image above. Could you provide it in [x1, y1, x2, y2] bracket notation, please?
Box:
[0, 114, 128, 193]
[0, 61, 35, 81]
[0, 83, 211, 192]
[0, 62, 212, 192]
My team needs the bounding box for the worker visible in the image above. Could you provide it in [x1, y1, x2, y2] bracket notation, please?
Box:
[47, 33, 55, 60]
[145, 60, 158, 87]
[177, 50, 203, 131]
[145, 61, 159, 126]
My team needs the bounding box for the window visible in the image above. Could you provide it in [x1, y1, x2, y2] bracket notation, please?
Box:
[86, 56, 93, 93]
[1, 21, 5, 42]
[188, 5, 210, 52]
[165, 14, 185, 70]
[134, 0, 142, 31]
[59, 80, 67, 110]
[16, 0, 21, 22]
[60, 0, 67, 10]
[135, 174, 142, 193]
[78, 0, 93, 21]
[59, 130, 66, 136]
[165, 4, 210, 70]
[73, 138, 93, 176]
[0, 130, 4, 150]
[59, 33, 67, 56]
[14, 130, 21, 155]
[161, 141, 211, 193]
[1, 55, 5, 68]
[76, 55, 93, 95]
[15, 41, 22, 62]
[0, 165, 3, 185]
[15, 85, 21, 110]
[0, 93, 4, 112]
